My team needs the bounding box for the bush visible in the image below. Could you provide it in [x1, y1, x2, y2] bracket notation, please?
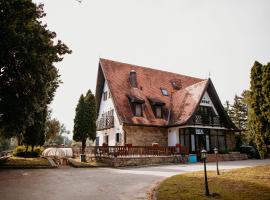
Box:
[13, 146, 44, 157]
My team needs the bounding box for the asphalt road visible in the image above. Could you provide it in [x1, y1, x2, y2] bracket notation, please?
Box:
[0, 159, 269, 200]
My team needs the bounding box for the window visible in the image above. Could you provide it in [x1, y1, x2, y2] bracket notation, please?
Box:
[108, 109, 114, 116]
[116, 133, 120, 143]
[103, 91, 108, 101]
[108, 92, 111, 98]
[134, 103, 142, 116]
[155, 106, 162, 118]
[171, 80, 182, 90]
[96, 137, 99, 146]
[210, 130, 226, 150]
[179, 129, 190, 147]
[103, 135, 109, 145]
[160, 88, 169, 96]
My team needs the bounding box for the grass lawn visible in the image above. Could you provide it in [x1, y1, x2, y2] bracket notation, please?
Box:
[68, 158, 109, 168]
[0, 156, 50, 167]
[156, 165, 270, 200]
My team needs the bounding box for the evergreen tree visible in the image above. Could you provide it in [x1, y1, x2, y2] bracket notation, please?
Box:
[84, 90, 97, 142]
[73, 90, 96, 155]
[73, 95, 87, 154]
[230, 95, 248, 131]
[0, 0, 71, 140]
[262, 63, 270, 122]
[248, 61, 268, 158]
[225, 94, 248, 147]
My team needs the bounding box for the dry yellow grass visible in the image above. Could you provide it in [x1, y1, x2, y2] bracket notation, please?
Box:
[156, 165, 270, 200]
[68, 158, 109, 167]
[1, 156, 50, 166]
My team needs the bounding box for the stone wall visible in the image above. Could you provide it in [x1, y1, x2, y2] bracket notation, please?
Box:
[206, 152, 248, 162]
[124, 125, 168, 146]
[98, 155, 181, 167]
[226, 132, 236, 150]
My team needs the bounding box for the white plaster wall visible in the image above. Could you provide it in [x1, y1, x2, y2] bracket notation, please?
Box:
[200, 91, 218, 115]
[96, 81, 123, 146]
[168, 127, 179, 146]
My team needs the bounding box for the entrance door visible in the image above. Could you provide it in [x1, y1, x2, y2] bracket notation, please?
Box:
[196, 134, 205, 152]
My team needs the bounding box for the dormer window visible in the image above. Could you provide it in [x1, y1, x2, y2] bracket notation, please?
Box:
[155, 105, 163, 118]
[148, 97, 165, 118]
[160, 88, 169, 96]
[127, 95, 145, 117]
[134, 103, 142, 116]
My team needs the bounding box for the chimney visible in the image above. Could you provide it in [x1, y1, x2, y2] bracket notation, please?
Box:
[129, 70, 137, 88]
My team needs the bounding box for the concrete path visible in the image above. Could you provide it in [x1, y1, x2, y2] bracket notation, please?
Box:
[0, 159, 269, 200]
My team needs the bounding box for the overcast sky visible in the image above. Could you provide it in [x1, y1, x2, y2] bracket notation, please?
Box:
[33, 0, 270, 133]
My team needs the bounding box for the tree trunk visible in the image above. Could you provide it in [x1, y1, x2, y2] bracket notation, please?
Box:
[17, 133, 23, 145]
[25, 145, 29, 157]
[82, 139, 86, 155]
[31, 145, 34, 153]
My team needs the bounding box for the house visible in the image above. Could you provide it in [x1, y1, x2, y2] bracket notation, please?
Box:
[95, 58, 237, 154]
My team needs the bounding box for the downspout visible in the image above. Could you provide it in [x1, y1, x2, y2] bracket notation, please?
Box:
[167, 91, 174, 125]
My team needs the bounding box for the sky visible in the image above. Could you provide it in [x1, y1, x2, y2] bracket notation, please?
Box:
[33, 0, 270, 134]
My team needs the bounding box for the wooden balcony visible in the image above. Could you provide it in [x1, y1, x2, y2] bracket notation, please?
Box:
[194, 115, 221, 126]
[96, 116, 114, 131]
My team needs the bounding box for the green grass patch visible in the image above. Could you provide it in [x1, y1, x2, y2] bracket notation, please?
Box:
[0, 156, 50, 168]
[156, 165, 270, 200]
[68, 158, 109, 168]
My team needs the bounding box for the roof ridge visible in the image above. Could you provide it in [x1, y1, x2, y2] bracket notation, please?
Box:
[99, 58, 205, 81]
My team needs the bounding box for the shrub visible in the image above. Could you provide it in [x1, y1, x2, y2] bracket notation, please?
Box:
[13, 146, 44, 157]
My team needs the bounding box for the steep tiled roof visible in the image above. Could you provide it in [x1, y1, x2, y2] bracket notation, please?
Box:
[97, 58, 208, 126]
[170, 80, 209, 125]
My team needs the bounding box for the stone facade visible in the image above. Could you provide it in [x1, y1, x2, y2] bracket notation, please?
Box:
[98, 156, 181, 167]
[206, 152, 248, 162]
[124, 125, 168, 146]
[226, 132, 236, 150]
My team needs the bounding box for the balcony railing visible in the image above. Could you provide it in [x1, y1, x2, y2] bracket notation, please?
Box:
[96, 116, 114, 131]
[194, 115, 221, 126]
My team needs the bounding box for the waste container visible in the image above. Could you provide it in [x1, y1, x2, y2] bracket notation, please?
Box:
[80, 154, 86, 162]
[188, 154, 197, 163]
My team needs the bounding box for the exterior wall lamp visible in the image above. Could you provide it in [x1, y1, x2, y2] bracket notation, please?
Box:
[201, 149, 210, 196]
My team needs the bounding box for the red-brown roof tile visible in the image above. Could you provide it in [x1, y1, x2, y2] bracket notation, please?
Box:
[98, 58, 207, 126]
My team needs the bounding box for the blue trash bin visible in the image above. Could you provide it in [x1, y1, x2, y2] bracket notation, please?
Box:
[188, 154, 197, 163]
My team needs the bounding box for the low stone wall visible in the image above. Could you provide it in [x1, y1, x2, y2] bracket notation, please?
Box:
[96, 155, 182, 168]
[206, 152, 248, 162]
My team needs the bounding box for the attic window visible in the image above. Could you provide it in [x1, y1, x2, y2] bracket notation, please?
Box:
[160, 88, 169, 96]
[103, 91, 108, 101]
[127, 95, 144, 117]
[134, 103, 142, 116]
[155, 105, 163, 118]
[148, 97, 165, 118]
[171, 80, 182, 90]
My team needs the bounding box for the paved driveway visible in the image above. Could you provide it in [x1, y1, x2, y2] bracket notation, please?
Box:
[0, 159, 269, 200]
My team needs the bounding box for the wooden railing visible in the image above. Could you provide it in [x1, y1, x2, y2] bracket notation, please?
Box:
[72, 145, 189, 158]
[96, 116, 114, 131]
[194, 115, 221, 126]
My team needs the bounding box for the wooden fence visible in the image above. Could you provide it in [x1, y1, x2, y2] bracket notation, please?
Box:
[72, 145, 189, 158]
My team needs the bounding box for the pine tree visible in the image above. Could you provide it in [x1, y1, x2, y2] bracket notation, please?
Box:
[261, 63, 270, 151]
[262, 63, 270, 122]
[84, 90, 97, 142]
[225, 94, 248, 147]
[248, 61, 268, 158]
[230, 95, 248, 131]
[73, 91, 97, 155]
